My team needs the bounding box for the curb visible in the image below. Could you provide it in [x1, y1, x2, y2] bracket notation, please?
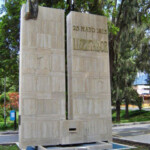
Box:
[113, 137, 150, 147]
[113, 121, 150, 127]
[0, 131, 18, 135]
[0, 142, 16, 146]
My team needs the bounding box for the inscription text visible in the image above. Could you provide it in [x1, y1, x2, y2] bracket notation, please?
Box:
[73, 38, 108, 52]
[73, 25, 107, 34]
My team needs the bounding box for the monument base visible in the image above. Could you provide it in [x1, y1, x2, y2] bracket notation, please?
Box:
[38, 142, 112, 150]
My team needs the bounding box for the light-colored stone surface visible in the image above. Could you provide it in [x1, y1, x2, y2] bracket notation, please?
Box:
[19, 5, 65, 148]
[67, 11, 112, 143]
[60, 120, 85, 144]
[20, 7, 112, 148]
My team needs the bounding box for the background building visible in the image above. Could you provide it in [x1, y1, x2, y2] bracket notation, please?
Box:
[133, 72, 150, 107]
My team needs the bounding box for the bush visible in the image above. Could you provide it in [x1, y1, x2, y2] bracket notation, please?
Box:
[0, 93, 10, 103]
[0, 122, 16, 131]
[8, 92, 19, 110]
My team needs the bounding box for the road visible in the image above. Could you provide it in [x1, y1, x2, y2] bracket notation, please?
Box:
[113, 123, 150, 144]
[0, 133, 18, 144]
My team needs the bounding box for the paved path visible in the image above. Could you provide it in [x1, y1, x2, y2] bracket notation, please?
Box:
[113, 123, 150, 144]
[0, 134, 18, 144]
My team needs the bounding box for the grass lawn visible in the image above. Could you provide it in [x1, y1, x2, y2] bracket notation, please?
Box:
[112, 110, 150, 123]
[131, 147, 150, 150]
[0, 145, 19, 150]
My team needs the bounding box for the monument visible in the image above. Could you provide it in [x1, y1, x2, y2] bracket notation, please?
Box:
[19, 3, 112, 150]
[66, 11, 112, 143]
[19, 5, 66, 148]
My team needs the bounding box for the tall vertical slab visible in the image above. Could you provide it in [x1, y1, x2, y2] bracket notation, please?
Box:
[67, 12, 112, 143]
[19, 5, 65, 148]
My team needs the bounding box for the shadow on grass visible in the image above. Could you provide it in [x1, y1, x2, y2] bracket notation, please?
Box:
[112, 110, 150, 123]
[0, 122, 18, 131]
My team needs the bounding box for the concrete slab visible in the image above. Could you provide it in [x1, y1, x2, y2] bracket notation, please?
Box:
[19, 5, 65, 148]
[66, 11, 112, 144]
[113, 123, 150, 147]
[122, 134, 150, 144]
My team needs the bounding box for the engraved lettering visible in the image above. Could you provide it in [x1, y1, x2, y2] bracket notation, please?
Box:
[76, 26, 79, 31]
[73, 25, 76, 31]
[81, 26, 85, 32]
[73, 38, 108, 52]
[91, 27, 95, 33]
[97, 28, 101, 33]
[73, 25, 79, 31]
[73, 25, 107, 34]
[104, 41, 108, 51]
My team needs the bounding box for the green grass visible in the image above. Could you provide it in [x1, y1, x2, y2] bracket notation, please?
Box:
[112, 110, 150, 123]
[0, 145, 19, 150]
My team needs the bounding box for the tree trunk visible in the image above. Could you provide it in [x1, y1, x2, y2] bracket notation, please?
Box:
[67, 0, 72, 11]
[116, 100, 120, 122]
[125, 99, 129, 119]
[4, 76, 6, 127]
[112, 0, 117, 23]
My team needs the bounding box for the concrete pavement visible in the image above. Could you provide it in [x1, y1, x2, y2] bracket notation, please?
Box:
[0, 134, 18, 145]
[113, 123, 150, 145]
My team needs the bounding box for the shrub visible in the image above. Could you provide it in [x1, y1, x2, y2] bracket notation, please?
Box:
[8, 92, 19, 110]
[0, 93, 10, 104]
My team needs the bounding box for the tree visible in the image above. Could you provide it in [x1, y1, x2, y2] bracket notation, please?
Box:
[124, 87, 143, 118]
[0, 0, 24, 126]
[0, 0, 149, 123]
[0, 92, 10, 125]
[108, 0, 150, 121]
[0, 0, 24, 92]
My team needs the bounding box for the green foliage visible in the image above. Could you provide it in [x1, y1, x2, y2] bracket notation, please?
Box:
[147, 74, 150, 84]
[0, 0, 25, 92]
[0, 92, 10, 103]
[0, 145, 19, 150]
[0, 103, 10, 121]
[113, 110, 150, 123]
[135, 97, 143, 111]
[0, 111, 19, 131]
[123, 88, 143, 111]
[109, 0, 150, 121]
[128, 89, 143, 110]
[0, 0, 149, 123]
[108, 22, 120, 35]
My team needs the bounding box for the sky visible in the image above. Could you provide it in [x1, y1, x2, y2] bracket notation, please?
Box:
[0, 0, 4, 17]
[0, 0, 4, 7]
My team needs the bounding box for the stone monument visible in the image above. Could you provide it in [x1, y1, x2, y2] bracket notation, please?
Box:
[19, 4, 112, 150]
[66, 11, 112, 143]
[19, 5, 65, 148]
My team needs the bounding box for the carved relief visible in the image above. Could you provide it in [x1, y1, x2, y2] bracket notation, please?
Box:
[25, 0, 38, 20]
